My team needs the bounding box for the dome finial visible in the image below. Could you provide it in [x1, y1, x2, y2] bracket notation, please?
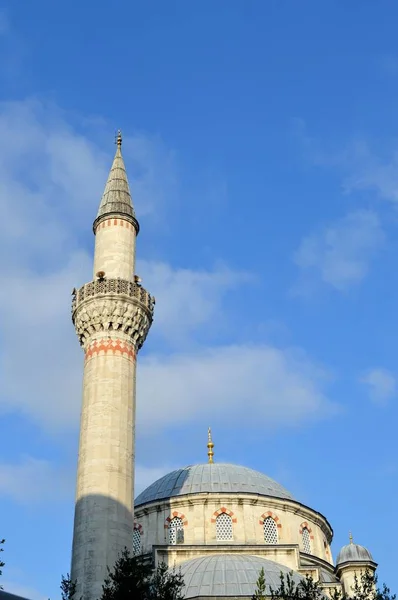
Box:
[115, 129, 122, 147]
[207, 427, 214, 464]
[349, 531, 353, 544]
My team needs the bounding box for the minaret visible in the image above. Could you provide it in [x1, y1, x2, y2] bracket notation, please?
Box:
[70, 132, 154, 600]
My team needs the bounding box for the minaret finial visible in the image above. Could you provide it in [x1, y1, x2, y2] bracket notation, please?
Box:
[207, 427, 214, 464]
[349, 531, 353, 544]
[116, 129, 122, 147]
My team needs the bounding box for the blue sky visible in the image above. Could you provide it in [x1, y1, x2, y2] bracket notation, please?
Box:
[0, 1, 398, 598]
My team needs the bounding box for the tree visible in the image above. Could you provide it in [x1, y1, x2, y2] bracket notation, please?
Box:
[148, 562, 184, 600]
[252, 567, 267, 600]
[60, 573, 78, 600]
[331, 570, 396, 600]
[270, 571, 323, 600]
[267, 569, 395, 600]
[100, 548, 184, 600]
[101, 549, 152, 600]
[0, 539, 5, 591]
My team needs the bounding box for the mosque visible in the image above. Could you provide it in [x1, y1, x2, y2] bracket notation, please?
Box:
[0, 135, 377, 600]
[133, 430, 377, 599]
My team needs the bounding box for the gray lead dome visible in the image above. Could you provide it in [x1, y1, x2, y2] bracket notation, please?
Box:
[134, 463, 294, 506]
[180, 554, 303, 598]
[336, 543, 374, 565]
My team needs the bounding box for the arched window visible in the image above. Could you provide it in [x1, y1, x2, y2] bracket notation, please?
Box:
[133, 528, 141, 555]
[216, 513, 233, 541]
[302, 527, 311, 553]
[168, 517, 184, 545]
[263, 517, 278, 544]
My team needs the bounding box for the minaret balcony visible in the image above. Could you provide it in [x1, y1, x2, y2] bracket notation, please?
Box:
[71, 277, 155, 349]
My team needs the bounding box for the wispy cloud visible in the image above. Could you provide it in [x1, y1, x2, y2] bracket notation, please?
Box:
[0, 456, 74, 504]
[138, 344, 338, 432]
[378, 54, 398, 77]
[1, 581, 47, 600]
[0, 455, 173, 506]
[295, 119, 398, 206]
[138, 259, 253, 343]
[293, 210, 385, 292]
[0, 98, 338, 456]
[135, 464, 176, 497]
[0, 255, 251, 429]
[360, 368, 397, 405]
[0, 11, 9, 36]
[342, 147, 398, 205]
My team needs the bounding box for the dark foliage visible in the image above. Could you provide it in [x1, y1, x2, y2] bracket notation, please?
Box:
[60, 573, 78, 600]
[263, 569, 395, 600]
[148, 562, 184, 600]
[252, 567, 267, 600]
[331, 570, 396, 600]
[269, 571, 324, 600]
[100, 548, 184, 600]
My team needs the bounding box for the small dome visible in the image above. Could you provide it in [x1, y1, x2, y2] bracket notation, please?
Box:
[135, 463, 294, 506]
[180, 554, 303, 598]
[337, 543, 374, 565]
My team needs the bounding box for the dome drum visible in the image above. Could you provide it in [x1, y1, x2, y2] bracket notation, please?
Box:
[134, 463, 333, 568]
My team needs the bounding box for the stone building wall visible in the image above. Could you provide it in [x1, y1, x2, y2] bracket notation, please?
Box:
[134, 493, 333, 567]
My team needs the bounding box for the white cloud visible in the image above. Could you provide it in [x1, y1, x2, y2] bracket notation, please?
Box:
[342, 143, 398, 204]
[135, 464, 175, 497]
[138, 259, 252, 341]
[378, 54, 398, 77]
[0, 456, 74, 504]
[0, 97, 337, 438]
[0, 98, 178, 251]
[0, 454, 172, 506]
[0, 11, 9, 36]
[137, 344, 337, 432]
[293, 210, 385, 292]
[360, 368, 397, 404]
[0, 252, 250, 429]
[0, 98, 182, 428]
[295, 121, 398, 207]
[124, 133, 178, 221]
[1, 581, 47, 600]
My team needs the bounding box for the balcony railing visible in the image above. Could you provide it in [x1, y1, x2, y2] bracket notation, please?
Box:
[72, 278, 155, 314]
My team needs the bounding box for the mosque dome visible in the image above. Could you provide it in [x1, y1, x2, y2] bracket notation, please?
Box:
[134, 462, 294, 507]
[336, 541, 374, 565]
[179, 554, 303, 598]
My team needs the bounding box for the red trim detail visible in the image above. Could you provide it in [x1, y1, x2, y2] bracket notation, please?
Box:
[85, 339, 136, 361]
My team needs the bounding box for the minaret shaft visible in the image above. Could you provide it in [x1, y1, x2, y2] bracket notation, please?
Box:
[70, 135, 153, 600]
[71, 346, 137, 600]
[93, 218, 136, 280]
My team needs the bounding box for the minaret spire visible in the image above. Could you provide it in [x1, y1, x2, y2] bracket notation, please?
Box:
[93, 129, 139, 235]
[207, 427, 214, 464]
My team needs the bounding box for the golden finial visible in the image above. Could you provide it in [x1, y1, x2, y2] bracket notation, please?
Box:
[207, 427, 214, 464]
[349, 531, 353, 544]
[115, 129, 122, 147]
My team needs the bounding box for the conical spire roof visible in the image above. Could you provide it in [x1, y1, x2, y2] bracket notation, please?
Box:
[95, 131, 137, 226]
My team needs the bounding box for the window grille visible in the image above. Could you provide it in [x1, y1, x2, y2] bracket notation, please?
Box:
[133, 528, 141, 555]
[263, 517, 278, 544]
[302, 527, 311, 553]
[216, 513, 233, 541]
[168, 517, 184, 545]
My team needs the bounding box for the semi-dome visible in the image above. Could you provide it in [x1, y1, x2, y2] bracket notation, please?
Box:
[135, 463, 294, 506]
[336, 542, 374, 565]
[180, 554, 303, 598]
